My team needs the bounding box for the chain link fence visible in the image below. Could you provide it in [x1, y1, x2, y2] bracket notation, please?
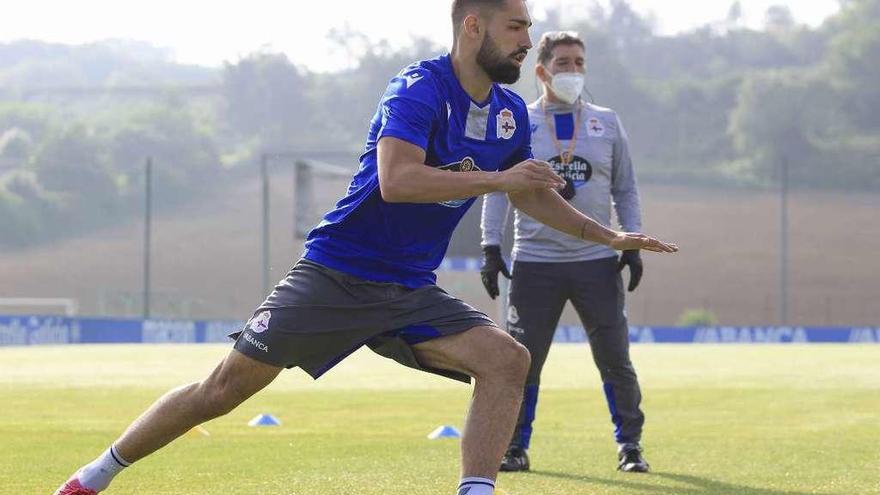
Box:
[1, 155, 878, 326]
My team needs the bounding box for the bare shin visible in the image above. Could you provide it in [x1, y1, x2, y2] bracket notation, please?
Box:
[113, 350, 281, 462]
[413, 326, 530, 480]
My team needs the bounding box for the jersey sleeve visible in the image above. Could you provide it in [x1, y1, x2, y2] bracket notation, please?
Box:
[481, 191, 511, 246]
[376, 69, 442, 151]
[610, 113, 643, 232]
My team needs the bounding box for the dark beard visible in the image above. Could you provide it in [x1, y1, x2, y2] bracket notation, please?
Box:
[476, 34, 523, 84]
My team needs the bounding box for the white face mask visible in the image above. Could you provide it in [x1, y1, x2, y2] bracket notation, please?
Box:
[549, 72, 585, 104]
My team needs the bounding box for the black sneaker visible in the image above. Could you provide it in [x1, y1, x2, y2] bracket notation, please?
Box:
[500, 446, 530, 472]
[618, 444, 650, 473]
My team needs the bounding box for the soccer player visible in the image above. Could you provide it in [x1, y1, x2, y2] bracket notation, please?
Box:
[480, 31, 652, 473]
[53, 3, 676, 495]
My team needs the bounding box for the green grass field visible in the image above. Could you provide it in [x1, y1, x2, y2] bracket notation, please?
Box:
[1, 344, 878, 495]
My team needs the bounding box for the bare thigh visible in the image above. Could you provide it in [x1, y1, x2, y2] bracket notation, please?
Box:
[412, 325, 529, 379]
[200, 348, 284, 407]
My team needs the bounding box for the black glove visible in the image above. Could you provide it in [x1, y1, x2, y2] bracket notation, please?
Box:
[617, 250, 643, 292]
[480, 245, 511, 299]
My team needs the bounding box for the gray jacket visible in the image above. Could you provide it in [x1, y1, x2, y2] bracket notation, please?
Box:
[481, 98, 642, 262]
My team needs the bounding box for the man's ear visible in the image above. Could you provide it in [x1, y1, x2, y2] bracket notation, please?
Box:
[462, 14, 482, 39]
[536, 64, 551, 84]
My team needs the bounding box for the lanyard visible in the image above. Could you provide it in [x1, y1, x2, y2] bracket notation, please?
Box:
[541, 96, 583, 165]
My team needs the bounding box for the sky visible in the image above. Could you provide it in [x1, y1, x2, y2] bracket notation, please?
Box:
[0, 0, 841, 72]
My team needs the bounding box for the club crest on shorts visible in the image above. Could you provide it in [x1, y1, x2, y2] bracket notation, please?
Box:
[496, 108, 516, 140]
[508, 305, 520, 324]
[508, 324, 525, 340]
[250, 310, 271, 333]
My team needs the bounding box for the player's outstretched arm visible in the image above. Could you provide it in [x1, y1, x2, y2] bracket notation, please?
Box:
[378, 137, 565, 203]
[508, 188, 679, 253]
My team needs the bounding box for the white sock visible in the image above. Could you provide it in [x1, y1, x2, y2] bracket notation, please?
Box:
[457, 477, 495, 495]
[78, 444, 131, 491]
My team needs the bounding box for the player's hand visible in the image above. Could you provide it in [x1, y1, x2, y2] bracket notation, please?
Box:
[497, 159, 566, 194]
[480, 245, 511, 299]
[610, 232, 678, 253]
[617, 250, 643, 292]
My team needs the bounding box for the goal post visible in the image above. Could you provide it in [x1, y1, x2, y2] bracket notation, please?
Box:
[0, 298, 79, 316]
[260, 151, 356, 295]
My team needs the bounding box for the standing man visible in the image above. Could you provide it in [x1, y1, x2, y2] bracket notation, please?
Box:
[480, 31, 651, 473]
[54, 5, 675, 495]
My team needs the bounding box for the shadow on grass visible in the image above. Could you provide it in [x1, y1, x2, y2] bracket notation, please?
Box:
[523, 470, 838, 495]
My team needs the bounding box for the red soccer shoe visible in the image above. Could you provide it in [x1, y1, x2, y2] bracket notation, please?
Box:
[53, 476, 98, 495]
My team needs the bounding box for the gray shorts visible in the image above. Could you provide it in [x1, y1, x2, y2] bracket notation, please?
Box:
[230, 259, 495, 383]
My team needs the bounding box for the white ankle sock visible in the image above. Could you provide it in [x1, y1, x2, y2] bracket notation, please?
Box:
[78, 444, 131, 491]
[458, 477, 495, 495]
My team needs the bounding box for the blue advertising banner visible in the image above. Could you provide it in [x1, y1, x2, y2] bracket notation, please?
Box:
[0, 315, 877, 346]
[0, 315, 242, 346]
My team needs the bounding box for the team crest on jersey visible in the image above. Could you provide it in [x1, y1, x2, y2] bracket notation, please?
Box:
[587, 117, 605, 137]
[249, 310, 271, 334]
[437, 157, 482, 207]
[496, 108, 516, 140]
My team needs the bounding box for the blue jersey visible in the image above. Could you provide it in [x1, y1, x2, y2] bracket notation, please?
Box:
[303, 54, 532, 287]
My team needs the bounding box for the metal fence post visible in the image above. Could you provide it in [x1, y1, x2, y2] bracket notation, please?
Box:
[143, 157, 153, 319]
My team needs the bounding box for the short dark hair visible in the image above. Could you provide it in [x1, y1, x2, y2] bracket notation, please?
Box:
[537, 31, 585, 65]
[451, 0, 507, 40]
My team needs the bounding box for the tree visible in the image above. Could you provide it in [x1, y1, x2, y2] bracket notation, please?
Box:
[0, 101, 56, 143]
[764, 5, 796, 32]
[313, 34, 440, 150]
[107, 105, 220, 205]
[726, 1, 743, 27]
[727, 69, 869, 187]
[825, 0, 880, 130]
[222, 51, 310, 149]
[0, 170, 64, 246]
[606, 0, 654, 49]
[0, 127, 32, 163]
[30, 124, 117, 208]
